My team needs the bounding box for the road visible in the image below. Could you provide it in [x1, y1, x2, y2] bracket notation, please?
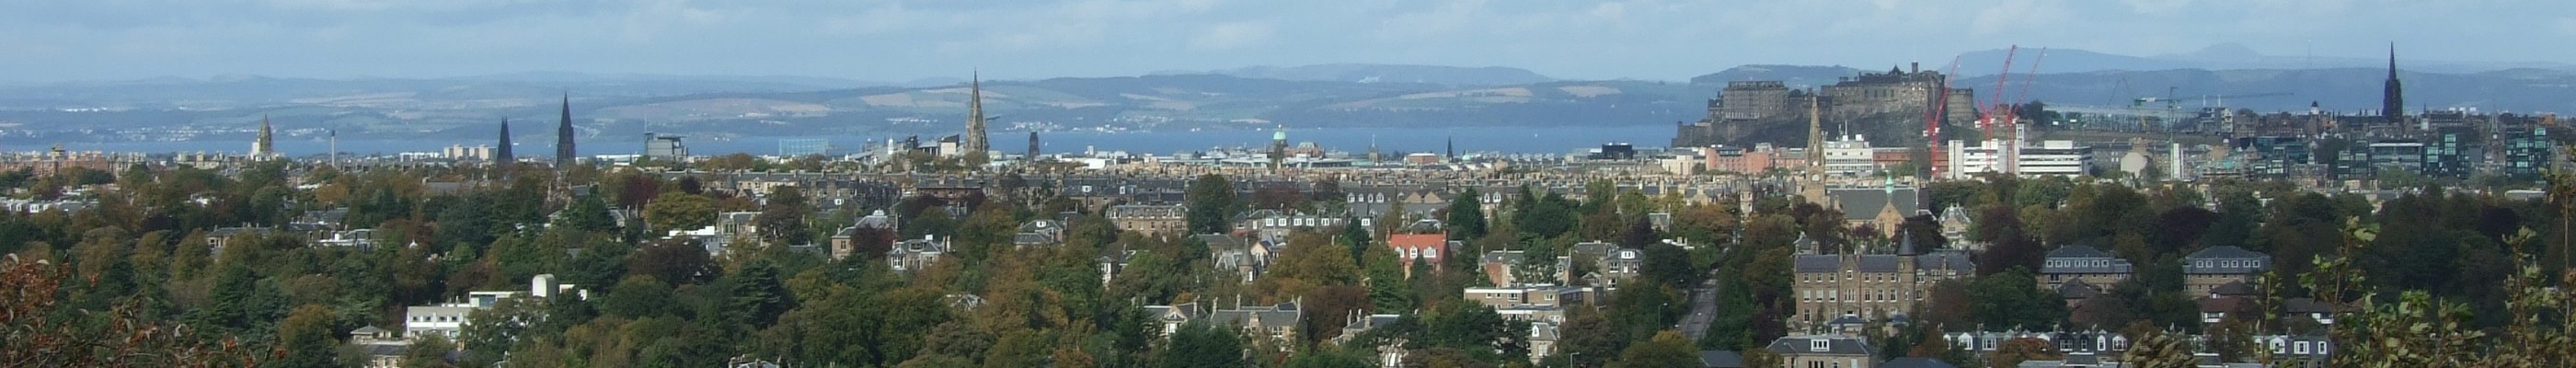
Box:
[1676, 278, 1720, 339]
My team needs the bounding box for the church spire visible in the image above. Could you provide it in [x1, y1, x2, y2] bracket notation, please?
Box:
[252, 114, 275, 158]
[2383, 43, 2405, 124]
[557, 92, 577, 167]
[496, 118, 514, 166]
[964, 72, 990, 158]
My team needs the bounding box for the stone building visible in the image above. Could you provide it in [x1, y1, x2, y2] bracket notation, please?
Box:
[2038, 246, 2132, 290]
[2182, 246, 2271, 296]
[1790, 235, 1973, 323]
[1765, 335, 1878, 368]
[1674, 67, 1977, 149]
[1106, 204, 1187, 236]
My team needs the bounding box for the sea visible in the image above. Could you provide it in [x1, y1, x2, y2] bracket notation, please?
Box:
[53, 125, 1682, 157]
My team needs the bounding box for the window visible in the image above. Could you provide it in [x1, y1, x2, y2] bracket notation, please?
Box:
[1811, 339, 1830, 351]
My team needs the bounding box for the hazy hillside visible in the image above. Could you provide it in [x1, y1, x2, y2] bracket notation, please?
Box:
[1160, 63, 1555, 86]
[3, 62, 2572, 147]
[1956, 68, 2576, 114]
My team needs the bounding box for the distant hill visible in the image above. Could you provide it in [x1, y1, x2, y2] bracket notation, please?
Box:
[1955, 67, 2576, 114]
[1162, 63, 1556, 86]
[1687, 64, 1864, 88]
[4, 62, 2573, 147]
[1952, 44, 2576, 76]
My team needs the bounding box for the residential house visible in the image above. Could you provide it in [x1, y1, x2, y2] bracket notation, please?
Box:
[1144, 301, 1305, 349]
[1107, 204, 1187, 236]
[1570, 242, 1643, 289]
[1202, 234, 1269, 282]
[1478, 250, 1572, 286]
[2182, 246, 2271, 296]
[829, 210, 899, 260]
[1765, 335, 1876, 368]
[2038, 246, 2132, 291]
[1015, 219, 1064, 248]
[344, 326, 408, 368]
[1388, 230, 1453, 278]
[888, 236, 949, 275]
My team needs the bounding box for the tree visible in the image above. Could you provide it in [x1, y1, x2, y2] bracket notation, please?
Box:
[275, 304, 341, 368]
[1609, 330, 1700, 368]
[1156, 321, 1246, 368]
[754, 187, 812, 246]
[1967, 269, 2065, 330]
[557, 192, 618, 232]
[644, 192, 717, 234]
[1445, 188, 1488, 240]
[1512, 242, 1559, 286]
[1185, 175, 1241, 235]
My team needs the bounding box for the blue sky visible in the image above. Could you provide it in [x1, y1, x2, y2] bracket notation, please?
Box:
[4, 0, 2568, 83]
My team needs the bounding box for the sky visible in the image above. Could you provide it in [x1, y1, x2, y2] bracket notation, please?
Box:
[4, 0, 2570, 83]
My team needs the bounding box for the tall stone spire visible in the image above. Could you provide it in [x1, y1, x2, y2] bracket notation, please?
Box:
[252, 115, 275, 158]
[496, 118, 514, 165]
[964, 72, 990, 156]
[2383, 43, 2405, 125]
[1026, 131, 1040, 165]
[557, 93, 577, 167]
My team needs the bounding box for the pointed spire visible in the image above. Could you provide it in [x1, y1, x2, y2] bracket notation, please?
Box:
[557, 92, 577, 167]
[253, 114, 275, 158]
[964, 71, 989, 157]
[2383, 42, 2406, 124]
[496, 118, 514, 165]
[1898, 223, 1919, 256]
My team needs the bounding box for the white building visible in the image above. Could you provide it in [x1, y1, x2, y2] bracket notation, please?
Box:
[1821, 135, 1879, 177]
[401, 275, 581, 340]
[1945, 139, 2092, 178]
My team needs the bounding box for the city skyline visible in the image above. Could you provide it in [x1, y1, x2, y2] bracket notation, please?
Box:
[5, 0, 2572, 83]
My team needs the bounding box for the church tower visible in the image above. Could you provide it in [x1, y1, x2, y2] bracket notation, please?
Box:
[1800, 95, 1829, 204]
[1027, 131, 1041, 165]
[252, 115, 275, 158]
[557, 93, 577, 167]
[496, 119, 514, 166]
[1270, 126, 1289, 172]
[964, 73, 990, 157]
[2383, 43, 2405, 125]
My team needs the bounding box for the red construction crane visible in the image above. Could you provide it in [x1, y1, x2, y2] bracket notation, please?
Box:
[1925, 55, 1961, 178]
[1984, 45, 2018, 146]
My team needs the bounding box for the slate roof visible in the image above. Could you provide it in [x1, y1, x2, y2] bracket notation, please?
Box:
[1765, 335, 1875, 356]
[2040, 246, 2133, 274]
[2056, 279, 2102, 300]
[2184, 246, 2271, 274]
[1826, 188, 1920, 221]
[1881, 357, 1957, 368]
[853, 210, 895, 229]
[1207, 303, 1303, 330]
[1792, 251, 1974, 273]
[1915, 250, 1975, 271]
[1698, 351, 1745, 368]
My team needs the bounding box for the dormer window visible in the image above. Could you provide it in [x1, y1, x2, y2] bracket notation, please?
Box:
[1811, 339, 1831, 351]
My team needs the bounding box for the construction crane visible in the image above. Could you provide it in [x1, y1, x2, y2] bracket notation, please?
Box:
[1982, 45, 2019, 145]
[1924, 55, 1962, 178]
